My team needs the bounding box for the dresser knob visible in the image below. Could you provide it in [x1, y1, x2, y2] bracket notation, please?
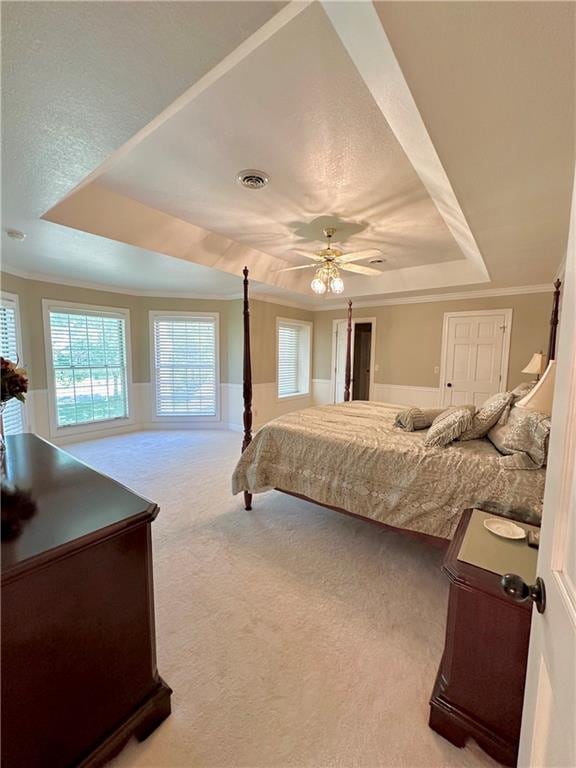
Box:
[501, 573, 546, 614]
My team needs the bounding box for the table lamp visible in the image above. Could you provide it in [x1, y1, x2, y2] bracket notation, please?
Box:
[521, 352, 546, 380]
[516, 360, 556, 416]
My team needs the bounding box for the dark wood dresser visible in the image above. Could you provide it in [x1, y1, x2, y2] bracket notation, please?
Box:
[1, 434, 171, 768]
[429, 509, 538, 767]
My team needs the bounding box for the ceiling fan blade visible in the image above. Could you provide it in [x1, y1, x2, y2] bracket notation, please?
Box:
[289, 250, 324, 261]
[341, 263, 383, 276]
[275, 263, 318, 273]
[338, 249, 383, 264]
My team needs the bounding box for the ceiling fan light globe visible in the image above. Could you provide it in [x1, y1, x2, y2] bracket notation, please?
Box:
[330, 276, 344, 294]
[311, 277, 327, 295]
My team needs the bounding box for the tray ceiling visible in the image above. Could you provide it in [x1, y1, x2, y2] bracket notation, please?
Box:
[3, 1, 574, 304]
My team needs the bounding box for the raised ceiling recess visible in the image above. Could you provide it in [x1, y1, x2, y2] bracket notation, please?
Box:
[4, 1, 573, 303]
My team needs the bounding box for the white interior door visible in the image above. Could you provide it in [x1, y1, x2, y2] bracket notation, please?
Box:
[518, 177, 576, 768]
[333, 320, 353, 403]
[440, 310, 511, 407]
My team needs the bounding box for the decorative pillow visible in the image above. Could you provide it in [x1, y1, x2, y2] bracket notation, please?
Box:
[424, 406, 475, 448]
[460, 391, 514, 441]
[394, 407, 444, 431]
[488, 406, 551, 469]
[510, 381, 537, 403]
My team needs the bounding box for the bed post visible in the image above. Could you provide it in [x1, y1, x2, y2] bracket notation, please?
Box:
[242, 266, 253, 511]
[343, 300, 353, 402]
[547, 278, 561, 363]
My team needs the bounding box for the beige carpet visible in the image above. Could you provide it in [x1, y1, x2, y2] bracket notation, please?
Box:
[68, 431, 499, 768]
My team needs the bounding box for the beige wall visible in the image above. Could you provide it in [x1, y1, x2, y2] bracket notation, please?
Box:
[246, 300, 314, 385]
[2, 271, 552, 395]
[1, 272, 313, 390]
[313, 292, 553, 390]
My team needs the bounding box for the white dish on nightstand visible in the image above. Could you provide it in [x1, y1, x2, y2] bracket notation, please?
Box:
[483, 518, 526, 540]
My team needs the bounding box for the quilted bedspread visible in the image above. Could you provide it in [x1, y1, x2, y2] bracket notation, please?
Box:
[232, 402, 545, 539]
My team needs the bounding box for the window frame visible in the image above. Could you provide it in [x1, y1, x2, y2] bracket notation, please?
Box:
[42, 299, 133, 438]
[276, 317, 313, 401]
[1, 291, 27, 433]
[149, 311, 220, 423]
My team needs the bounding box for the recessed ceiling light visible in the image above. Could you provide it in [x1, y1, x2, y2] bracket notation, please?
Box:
[370, 258, 385, 264]
[5, 229, 26, 241]
[237, 169, 269, 190]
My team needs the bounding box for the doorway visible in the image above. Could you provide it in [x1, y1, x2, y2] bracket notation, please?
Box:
[352, 323, 372, 400]
[332, 318, 376, 403]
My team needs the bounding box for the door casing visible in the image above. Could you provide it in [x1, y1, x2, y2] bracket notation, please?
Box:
[331, 317, 376, 403]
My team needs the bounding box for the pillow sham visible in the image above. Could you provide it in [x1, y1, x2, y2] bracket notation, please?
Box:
[424, 406, 475, 448]
[394, 407, 444, 431]
[460, 391, 514, 441]
[488, 405, 551, 469]
[510, 381, 537, 404]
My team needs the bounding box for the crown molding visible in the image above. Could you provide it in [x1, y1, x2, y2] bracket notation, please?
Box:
[244, 292, 316, 311]
[313, 284, 554, 311]
[0, 266, 318, 310]
[554, 255, 567, 281]
[0, 267, 553, 312]
[0, 266, 241, 301]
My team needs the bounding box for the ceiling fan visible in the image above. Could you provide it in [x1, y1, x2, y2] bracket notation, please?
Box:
[277, 227, 384, 295]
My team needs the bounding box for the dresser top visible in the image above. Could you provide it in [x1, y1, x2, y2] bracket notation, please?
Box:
[2, 434, 157, 577]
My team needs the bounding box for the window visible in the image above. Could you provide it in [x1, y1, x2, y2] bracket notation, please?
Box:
[45, 304, 129, 428]
[151, 313, 219, 418]
[0, 294, 25, 434]
[277, 318, 312, 398]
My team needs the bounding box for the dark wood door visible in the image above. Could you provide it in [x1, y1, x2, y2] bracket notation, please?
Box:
[352, 323, 372, 400]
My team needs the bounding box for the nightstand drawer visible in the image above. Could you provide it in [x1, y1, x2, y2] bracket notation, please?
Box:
[429, 509, 536, 767]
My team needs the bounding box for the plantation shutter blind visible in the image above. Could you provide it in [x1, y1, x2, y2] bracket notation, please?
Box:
[153, 316, 217, 417]
[48, 310, 129, 427]
[277, 323, 301, 397]
[0, 299, 24, 434]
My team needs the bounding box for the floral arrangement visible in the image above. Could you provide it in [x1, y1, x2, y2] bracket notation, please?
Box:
[1, 357, 28, 404]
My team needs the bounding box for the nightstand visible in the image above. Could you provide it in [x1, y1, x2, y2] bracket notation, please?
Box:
[429, 509, 539, 767]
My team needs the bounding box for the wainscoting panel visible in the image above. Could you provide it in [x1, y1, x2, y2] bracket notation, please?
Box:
[20, 381, 439, 443]
[312, 379, 441, 409]
[372, 384, 441, 408]
[312, 379, 333, 406]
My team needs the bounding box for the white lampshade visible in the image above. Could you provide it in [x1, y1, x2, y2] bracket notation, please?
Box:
[522, 352, 546, 376]
[330, 276, 344, 294]
[516, 360, 556, 416]
[311, 277, 327, 295]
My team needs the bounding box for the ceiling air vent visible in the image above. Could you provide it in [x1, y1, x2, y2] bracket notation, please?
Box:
[237, 169, 269, 190]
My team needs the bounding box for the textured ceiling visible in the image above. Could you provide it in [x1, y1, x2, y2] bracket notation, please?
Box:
[2, 0, 574, 303]
[1, 0, 286, 295]
[97, 2, 464, 274]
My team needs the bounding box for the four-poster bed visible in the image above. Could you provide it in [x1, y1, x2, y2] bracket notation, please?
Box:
[234, 269, 561, 540]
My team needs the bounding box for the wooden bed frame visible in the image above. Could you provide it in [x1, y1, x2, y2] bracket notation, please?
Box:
[240, 267, 562, 535]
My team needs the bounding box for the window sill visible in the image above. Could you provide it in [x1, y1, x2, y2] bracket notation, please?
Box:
[49, 415, 135, 442]
[55, 415, 130, 431]
[152, 413, 220, 422]
[277, 392, 311, 402]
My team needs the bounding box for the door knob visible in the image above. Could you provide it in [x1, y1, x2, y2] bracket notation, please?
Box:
[501, 573, 546, 614]
[446, 382, 452, 388]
